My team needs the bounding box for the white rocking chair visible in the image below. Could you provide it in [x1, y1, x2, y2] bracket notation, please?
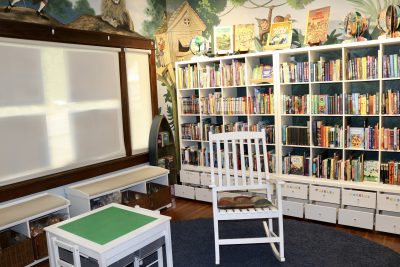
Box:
[209, 129, 285, 264]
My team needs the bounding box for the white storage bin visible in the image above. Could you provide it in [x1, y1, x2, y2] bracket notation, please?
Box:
[282, 200, 304, 218]
[282, 183, 308, 200]
[309, 185, 340, 204]
[377, 193, 400, 213]
[200, 172, 212, 186]
[338, 208, 374, 230]
[305, 204, 337, 224]
[342, 189, 376, 209]
[195, 187, 212, 202]
[174, 184, 195, 199]
[180, 170, 201, 185]
[375, 213, 400, 234]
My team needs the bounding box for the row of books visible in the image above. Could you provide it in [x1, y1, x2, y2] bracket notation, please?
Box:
[200, 93, 222, 114]
[198, 64, 221, 88]
[382, 54, 400, 78]
[312, 154, 379, 182]
[177, 64, 198, 89]
[222, 97, 247, 115]
[280, 61, 309, 83]
[312, 121, 343, 148]
[380, 161, 400, 185]
[180, 96, 199, 114]
[310, 58, 342, 82]
[282, 154, 310, 176]
[344, 93, 380, 115]
[282, 125, 310, 146]
[181, 123, 201, 140]
[221, 60, 245, 87]
[157, 155, 175, 170]
[346, 55, 378, 80]
[281, 94, 310, 114]
[311, 94, 343, 114]
[197, 146, 276, 173]
[181, 146, 201, 166]
[346, 125, 379, 149]
[248, 88, 274, 114]
[381, 127, 400, 151]
[381, 90, 400, 114]
[202, 122, 222, 141]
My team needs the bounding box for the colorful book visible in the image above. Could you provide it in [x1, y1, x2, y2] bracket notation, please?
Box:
[304, 6, 330, 45]
[290, 155, 304, 175]
[364, 160, 379, 182]
[234, 24, 255, 52]
[267, 21, 292, 50]
[349, 127, 364, 149]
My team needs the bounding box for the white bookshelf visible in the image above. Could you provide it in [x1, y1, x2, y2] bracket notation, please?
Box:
[175, 39, 400, 234]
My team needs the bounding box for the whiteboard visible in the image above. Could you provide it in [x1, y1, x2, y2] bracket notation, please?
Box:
[0, 39, 125, 186]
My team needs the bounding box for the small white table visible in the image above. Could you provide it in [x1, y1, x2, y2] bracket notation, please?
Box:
[45, 203, 173, 267]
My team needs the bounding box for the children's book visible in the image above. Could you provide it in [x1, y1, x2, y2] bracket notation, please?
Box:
[267, 21, 292, 50]
[234, 24, 255, 52]
[290, 155, 304, 175]
[363, 160, 379, 182]
[304, 6, 330, 45]
[349, 127, 364, 149]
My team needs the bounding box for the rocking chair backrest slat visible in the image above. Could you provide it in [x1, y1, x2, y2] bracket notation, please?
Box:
[247, 137, 254, 185]
[224, 139, 230, 186]
[239, 139, 246, 186]
[232, 139, 239, 186]
[255, 140, 262, 185]
[209, 130, 270, 189]
[216, 140, 223, 185]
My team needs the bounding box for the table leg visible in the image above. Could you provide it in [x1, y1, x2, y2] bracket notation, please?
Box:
[157, 247, 164, 267]
[165, 222, 173, 267]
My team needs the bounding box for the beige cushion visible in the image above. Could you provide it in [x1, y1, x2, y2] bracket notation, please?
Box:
[75, 166, 168, 197]
[0, 194, 69, 228]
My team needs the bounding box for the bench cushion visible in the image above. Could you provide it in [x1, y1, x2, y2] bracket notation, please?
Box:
[0, 194, 68, 229]
[75, 166, 168, 197]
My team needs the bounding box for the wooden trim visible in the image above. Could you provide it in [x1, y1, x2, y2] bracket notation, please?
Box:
[0, 19, 153, 49]
[149, 48, 159, 116]
[119, 50, 132, 156]
[0, 153, 149, 202]
[0, 19, 159, 202]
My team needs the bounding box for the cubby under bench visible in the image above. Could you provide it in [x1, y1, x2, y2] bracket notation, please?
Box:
[0, 193, 70, 267]
[66, 166, 172, 217]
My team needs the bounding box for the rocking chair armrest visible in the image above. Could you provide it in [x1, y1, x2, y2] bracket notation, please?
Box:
[268, 179, 285, 186]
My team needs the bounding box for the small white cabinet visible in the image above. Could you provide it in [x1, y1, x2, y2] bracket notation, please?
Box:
[66, 166, 171, 216]
[0, 193, 70, 267]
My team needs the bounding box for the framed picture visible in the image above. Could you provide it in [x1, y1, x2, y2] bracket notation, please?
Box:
[214, 25, 234, 55]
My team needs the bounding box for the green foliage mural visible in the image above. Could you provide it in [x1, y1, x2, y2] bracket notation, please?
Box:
[142, 0, 166, 38]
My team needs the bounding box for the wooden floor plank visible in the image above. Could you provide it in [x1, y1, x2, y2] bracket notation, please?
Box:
[162, 197, 400, 253]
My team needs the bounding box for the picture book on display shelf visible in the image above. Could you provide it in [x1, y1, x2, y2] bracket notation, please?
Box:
[234, 24, 255, 52]
[266, 21, 292, 50]
[304, 6, 330, 45]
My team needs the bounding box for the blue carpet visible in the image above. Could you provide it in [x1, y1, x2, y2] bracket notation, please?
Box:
[170, 218, 400, 267]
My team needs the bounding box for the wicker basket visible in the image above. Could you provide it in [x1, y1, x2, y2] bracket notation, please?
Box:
[32, 232, 48, 260]
[121, 190, 151, 209]
[148, 183, 171, 210]
[0, 229, 35, 267]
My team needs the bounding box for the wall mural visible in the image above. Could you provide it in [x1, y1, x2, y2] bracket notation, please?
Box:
[0, 0, 140, 37]
[0, 0, 399, 150]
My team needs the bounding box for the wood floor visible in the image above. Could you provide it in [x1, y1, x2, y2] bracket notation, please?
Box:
[161, 197, 400, 254]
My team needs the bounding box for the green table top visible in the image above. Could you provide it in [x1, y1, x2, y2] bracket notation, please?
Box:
[59, 207, 157, 245]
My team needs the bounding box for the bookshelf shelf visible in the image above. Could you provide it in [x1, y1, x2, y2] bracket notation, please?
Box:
[176, 39, 400, 234]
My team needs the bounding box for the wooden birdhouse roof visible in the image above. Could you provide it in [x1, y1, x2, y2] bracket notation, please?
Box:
[155, 1, 206, 35]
